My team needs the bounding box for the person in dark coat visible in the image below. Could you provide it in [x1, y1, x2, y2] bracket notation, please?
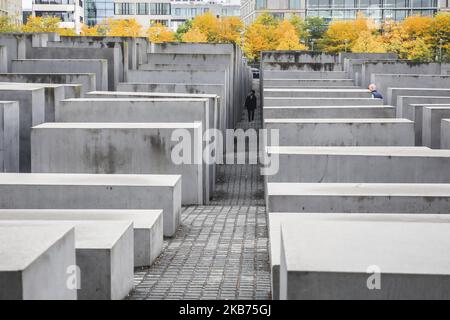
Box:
[245, 90, 257, 122]
[368, 83, 383, 99]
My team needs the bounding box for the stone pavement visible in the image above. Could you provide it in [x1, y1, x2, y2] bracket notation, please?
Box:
[128, 80, 271, 300]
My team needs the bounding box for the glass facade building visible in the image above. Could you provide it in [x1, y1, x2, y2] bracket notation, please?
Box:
[85, 0, 114, 26]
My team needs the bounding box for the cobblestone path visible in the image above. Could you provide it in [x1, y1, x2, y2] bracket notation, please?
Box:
[129, 80, 271, 300]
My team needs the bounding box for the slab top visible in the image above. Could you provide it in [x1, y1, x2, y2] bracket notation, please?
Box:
[264, 118, 412, 124]
[0, 224, 74, 271]
[264, 105, 394, 109]
[87, 91, 218, 98]
[64, 97, 209, 102]
[267, 182, 450, 196]
[264, 89, 369, 93]
[0, 173, 180, 186]
[33, 122, 202, 129]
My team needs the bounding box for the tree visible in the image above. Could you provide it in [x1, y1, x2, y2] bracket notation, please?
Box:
[175, 20, 193, 41]
[22, 16, 60, 33]
[0, 16, 20, 33]
[429, 13, 450, 62]
[351, 31, 387, 53]
[274, 20, 307, 50]
[289, 14, 309, 42]
[147, 23, 176, 43]
[217, 16, 243, 44]
[57, 28, 77, 36]
[304, 16, 327, 49]
[81, 24, 100, 36]
[192, 12, 219, 42]
[255, 12, 279, 27]
[243, 22, 277, 62]
[406, 38, 434, 62]
[182, 27, 207, 43]
[107, 18, 143, 37]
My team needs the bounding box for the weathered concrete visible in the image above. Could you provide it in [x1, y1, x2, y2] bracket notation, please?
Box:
[0, 101, 19, 172]
[371, 74, 450, 103]
[264, 71, 348, 79]
[31, 122, 203, 206]
[263, 106, 395, 119]
[146, 53, 230, 66]
[0, 85, 45, 172]
[266, 146, 450, 183]
[27, 45, 123, 90]
[343, 59, 400, 86]
[0, 73, 96, 94]
[261, 51, 338, 64]
[0, 220, 133, 300]
[270, 212, 450, 300]
[339, 52, 398, 65]
[261, 62, 341, 71]
[0, 209, 163, 267]
[442, 119, 450, 149]
[11, 59, 108, 91]
[0, 173, 181, 237]
[279, 214, 450, 300]
[55, 98, 215, 200]
[127, 69, 227, 84]
[361, 61, 446, 87]
[0, 46, 7, 73]
[264, 97, 383, 106]
[267, 183, 450, 213]
[264, 79, 354, 87]
[264, 118, 414, 146]
[422, 105, 450, 148]
[263, 88, 372, 98]
[0, 34, 27, 72]
[389, 88, 450, 108]
[396, 95, 450, 118]
[0, 224, 76, 300]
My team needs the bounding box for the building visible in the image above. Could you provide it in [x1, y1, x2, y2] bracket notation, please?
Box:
[85, 0, 115, 26]
[241, 0, 449, 25]
[31, 0, 84, 33]
[0, 0, 22, 24]
[112, 0, 172, 29]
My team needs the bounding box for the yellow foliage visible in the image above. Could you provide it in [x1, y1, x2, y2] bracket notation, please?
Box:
[81, 24, 99, 36]
[192, 12, 220, 42]
[0, 16, 20, 33]
[57, 28, 77, 36]
[147, 23, 176, 43]
[182, 28, 207, 43]
[274, 20, 307, 51]
[243, 23, 277, 62]
[217, 16, 243, 44]
[351, 31, 387, 53]
[107, 18, 143, 37]
[22, 16, 60, 33]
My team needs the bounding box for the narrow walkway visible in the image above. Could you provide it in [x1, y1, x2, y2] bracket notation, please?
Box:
[129, 80, 270, 300]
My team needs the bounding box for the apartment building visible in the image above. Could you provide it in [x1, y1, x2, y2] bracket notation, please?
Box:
[32, 0, 84, 32]
[0, 0, 22, 24]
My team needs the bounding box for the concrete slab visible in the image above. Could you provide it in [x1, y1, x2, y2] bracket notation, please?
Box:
[264, 71, 348, 79]
[389, 88, 450, 107]
[442, 119, 450, 149]
[263, 97, 383, 106]
[263, 88, 371, 98]
[270, 212, 450, 300]
[0, 224, 76, 300]
[0, 173, 181, 237]
[0, 73, 96, 94]
[264, 118, 414, 146]
[0, 86, 45, 172]
[422, 105, 450, 148]
[267, 182, 450, 213]
[396, 96, 450, 118]
[261, 62, 341, 71]
[0, 220, 133, 300]
[279, 215, 450, 299]
[0, 101, 19, 172]
[263, 79, 354, 87]
[31, 122, 203, 206]
[0, 209, 163, 267]
[266, 146, 450, 183]
[263, 106, 395, 119]
[11, 59, 108, 91]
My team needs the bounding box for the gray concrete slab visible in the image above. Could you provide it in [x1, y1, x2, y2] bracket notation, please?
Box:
[264, 97, 383, 106]
[0, 73, 96, 94]
[442, 119, 450, 149]
[11, 59, 108, 91]
[279, 215, 450, 299]
[396, 95, 450, 118]
[263, 88, 371, 98]
[266, 146, 450, 183]
[422, 105, 450, 148]
[0, 173, 181, 237]
[0, 220, 133, 300]
[0, 224, 76, 300]
[261, 62, 341, 71]
[267, 182, 450, 213]
[0, 209, 163, 267]
[31, 122, 203, 206]
[270, 212, 450, 300]
[263, 106, 395, 119]
[264, 118, 414, 146]
[0, 85, 45, 172]
[263, 79, 354, 87]
[0, 101, 19, 172]
[389, 88, 450, 107]
[264, 71, 348, 79]
[261, 51, 338, 64]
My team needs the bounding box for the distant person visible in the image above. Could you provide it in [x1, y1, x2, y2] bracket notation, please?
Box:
[368, 84, 383, 99]
[245, 90, 257, 122]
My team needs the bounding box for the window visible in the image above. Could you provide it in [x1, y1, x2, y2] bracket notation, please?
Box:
[255, 0, 267, 10]
[289, 0, 301, 9]
[137, 3, 148, 15]
[114, 3, 135, 15]
[149, 3, 171, 15]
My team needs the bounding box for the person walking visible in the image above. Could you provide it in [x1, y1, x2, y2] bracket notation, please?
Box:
[245, 90, 257, 122]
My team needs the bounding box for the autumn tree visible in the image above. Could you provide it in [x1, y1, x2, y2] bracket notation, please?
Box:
[243, 22, 276, 62]
[429, 13, 450, 62]
[351, 31, 387, 53]
[106, 18, 143, 37]
[182, 27, 207, 42]
[0, 16, 20, 33]
[57, 28, 77, 36]
[216, 16, 243, 44]
[289, 15, 309, 43]
[304, 16, 327, 49]
[81, 24, 100, 36]
[192, 12, 220, 42]
[274, 20, 307, 50]
[175, 20, 193, 41]
[147, 23, 176, 43]
[22, 16, 60, 33]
